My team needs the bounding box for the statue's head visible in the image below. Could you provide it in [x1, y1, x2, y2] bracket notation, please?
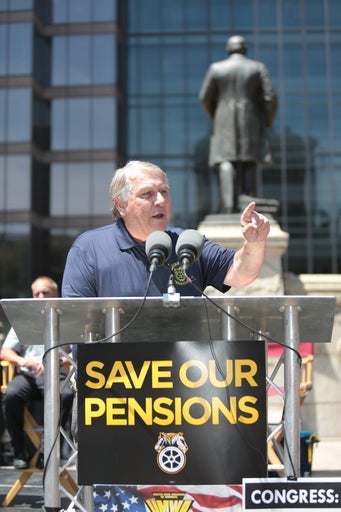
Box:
[226, 35, 247, 55]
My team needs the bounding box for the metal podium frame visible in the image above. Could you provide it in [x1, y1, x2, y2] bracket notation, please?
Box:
[0, 295, 336, 511]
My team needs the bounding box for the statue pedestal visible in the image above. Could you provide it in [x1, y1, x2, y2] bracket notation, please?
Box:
[198, 213, 289, 295]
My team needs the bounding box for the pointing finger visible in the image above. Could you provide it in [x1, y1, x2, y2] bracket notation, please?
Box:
[241, 201, 256, 224]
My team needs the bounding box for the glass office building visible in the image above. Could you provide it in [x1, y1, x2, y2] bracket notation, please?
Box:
[0, 0, 340, 297]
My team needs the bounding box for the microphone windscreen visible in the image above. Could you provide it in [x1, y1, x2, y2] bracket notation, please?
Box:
[175, 229, 204, 258]
[145, 231, 172, 260]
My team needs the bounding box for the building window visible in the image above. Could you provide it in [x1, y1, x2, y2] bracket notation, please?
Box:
[51, 162, 114, 217]
[52, 0, 116, 24]
[0, 23, 32, 76]
[0, 88, 31, 142]
[52, 97, 115, 150]
[0, 223, 30, 297]
[0, 155, 30, 210]
[0, 0, 33, 11]
[52, 34, 116, 86]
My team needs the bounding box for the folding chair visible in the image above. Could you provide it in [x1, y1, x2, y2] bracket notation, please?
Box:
[0, 361, 78, 506]
[267, 343, 314, 476]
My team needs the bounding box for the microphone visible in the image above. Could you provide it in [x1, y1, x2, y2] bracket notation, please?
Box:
[145, 231, 172, 272]
[175, 229, 204, 273]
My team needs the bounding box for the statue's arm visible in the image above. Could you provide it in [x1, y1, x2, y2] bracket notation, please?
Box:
[260, 64, 278, 127]
[199, 66, 218, 119]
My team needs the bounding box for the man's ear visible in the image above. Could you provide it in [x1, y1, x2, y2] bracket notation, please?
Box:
[114, 199, 126, 217]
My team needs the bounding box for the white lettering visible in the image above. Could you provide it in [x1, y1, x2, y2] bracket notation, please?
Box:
[250, 487, 338, 506]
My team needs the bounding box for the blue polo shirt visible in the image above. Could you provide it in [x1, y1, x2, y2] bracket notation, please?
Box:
[62, 219, 235, 298]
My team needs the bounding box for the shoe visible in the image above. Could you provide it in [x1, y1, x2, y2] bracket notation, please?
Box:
[36, 452, 44, 470]
[13, 458, 29, 470]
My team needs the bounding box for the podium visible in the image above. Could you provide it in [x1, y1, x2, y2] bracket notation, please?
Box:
[0, 295, 335, 510]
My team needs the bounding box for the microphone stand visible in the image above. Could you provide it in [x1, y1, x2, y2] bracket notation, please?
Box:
[162, 271, 181, 308]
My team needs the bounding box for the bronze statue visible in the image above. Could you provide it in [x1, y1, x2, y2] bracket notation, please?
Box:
[199, 35, 278, 213]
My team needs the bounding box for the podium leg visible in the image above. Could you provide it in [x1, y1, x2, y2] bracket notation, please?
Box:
[105, 306, 121, 341]
[222, 304, 238, 341]
[283, 304, 301, 477]
[44, 307, 61, 510]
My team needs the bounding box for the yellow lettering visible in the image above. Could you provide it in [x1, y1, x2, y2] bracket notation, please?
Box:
[106, 397, 127, 425]
[235, 359, 258, 387]
[84, 398, 106, 424]
[83, 395, 260, 426]
[85, 361, 105, 389]
[126, 360, 151, 388]
[153, 397, 174, 425]
[179, 360, 208, 388]
[211, 396, 237, 424]
[182, 397, 211, 425]
[208, 359, 234, 387]
[174, 396, 182, 425]
[238, 396, 259, 423]
[127, 397, 153, 425]
[105, 361, 133, 388]
[151, 360, 173, 388]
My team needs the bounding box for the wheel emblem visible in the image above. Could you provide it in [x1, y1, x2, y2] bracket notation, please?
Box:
[154, 432, 188, 475]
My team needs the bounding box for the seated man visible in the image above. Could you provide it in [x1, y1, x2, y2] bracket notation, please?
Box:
[1, 276, 74, 470]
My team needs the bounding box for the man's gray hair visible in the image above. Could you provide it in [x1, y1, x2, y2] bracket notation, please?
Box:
[31, 276, 58, 292]
[109, 161, 169, 221]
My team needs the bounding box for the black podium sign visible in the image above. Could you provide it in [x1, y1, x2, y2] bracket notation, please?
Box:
[78, 339, 267, 485]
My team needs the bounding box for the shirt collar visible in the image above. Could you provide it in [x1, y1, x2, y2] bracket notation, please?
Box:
[114, 218, 145, 251]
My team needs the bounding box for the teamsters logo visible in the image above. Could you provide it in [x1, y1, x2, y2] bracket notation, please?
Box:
[170, 263, 188, 286]
[154, 432, 188, 474]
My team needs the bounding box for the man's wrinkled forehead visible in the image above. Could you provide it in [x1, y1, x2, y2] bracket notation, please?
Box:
[129, 170, 169, 192]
